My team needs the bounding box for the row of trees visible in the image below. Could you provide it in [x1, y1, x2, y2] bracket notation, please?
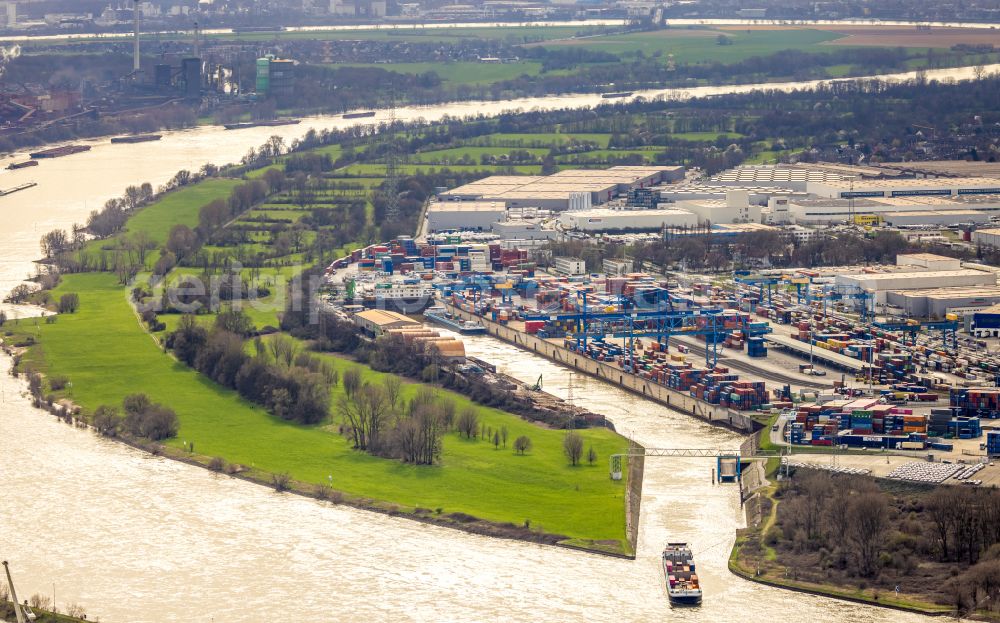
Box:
[337, 378, 448, 465]
[336, 374, 542, 466]
[166, 311, 334, 425]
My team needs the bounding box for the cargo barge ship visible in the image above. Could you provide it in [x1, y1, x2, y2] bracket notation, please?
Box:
[6, 160, 37, 170]
[232, 25, 285, 33]
[350, 282, 436, 314]
[29, 144, 91, 159]
[224, 119, 301, 130]
[601, 91, 634, 99]
[663, 543, 702, 605]
[343, 111, 377, 119]
[424, 306, 487, 334]
[110, 134, 162, 144]
[0, 182, 38, 196]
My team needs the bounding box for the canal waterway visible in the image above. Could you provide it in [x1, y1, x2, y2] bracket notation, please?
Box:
[0, 73, 979, 621]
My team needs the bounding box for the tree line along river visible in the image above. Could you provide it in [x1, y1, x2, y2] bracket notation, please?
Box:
[0, 75, 977, 622]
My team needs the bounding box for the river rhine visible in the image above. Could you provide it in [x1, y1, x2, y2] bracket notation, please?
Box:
[0, 74, 972, 621]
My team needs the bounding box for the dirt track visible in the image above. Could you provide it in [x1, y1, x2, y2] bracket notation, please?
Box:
[717, 24, 1000, 47]
[822, 26, 1000, 47]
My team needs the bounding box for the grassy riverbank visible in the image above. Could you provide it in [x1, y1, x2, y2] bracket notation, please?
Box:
[8, 161, 638, 553]
[0, 602, 89, 623]
[9, 271, 632, 552]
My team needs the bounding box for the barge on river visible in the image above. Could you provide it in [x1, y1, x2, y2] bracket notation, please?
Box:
[224, 119, 301, 130]
[343, 111, 377, 119]
[110, 134, 162, 144]
[425, 306, 487, 334]
[29, 144, 91, 159]
[6, 160, 38, 170]
[0, 182, 38, 196]
[663, 543, 702, 606]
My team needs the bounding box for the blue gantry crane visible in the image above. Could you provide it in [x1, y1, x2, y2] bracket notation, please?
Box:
[734, 271, 812, 306]
[806, 284, 874, 322]
[521, 290, 744, 367]
[873, 319, 959, 350]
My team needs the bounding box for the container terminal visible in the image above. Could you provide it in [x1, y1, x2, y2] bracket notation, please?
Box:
[322, 237, 1000, 479]
[320, 160, 1000, 483]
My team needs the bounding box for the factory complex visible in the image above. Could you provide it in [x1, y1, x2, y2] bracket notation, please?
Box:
[425, 162, 1000, 238]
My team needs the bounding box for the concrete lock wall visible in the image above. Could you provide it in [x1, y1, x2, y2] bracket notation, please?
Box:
[445, 303, 756, 432]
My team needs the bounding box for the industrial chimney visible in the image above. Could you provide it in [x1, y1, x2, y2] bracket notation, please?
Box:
[133, 0, 140, 72]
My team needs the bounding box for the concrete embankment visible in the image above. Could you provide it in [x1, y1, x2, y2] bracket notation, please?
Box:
[445, 302, 757, 433]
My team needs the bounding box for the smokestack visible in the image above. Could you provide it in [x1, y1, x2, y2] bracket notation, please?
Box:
[193, 21, 200, 59]
[133, 0, 140, 72]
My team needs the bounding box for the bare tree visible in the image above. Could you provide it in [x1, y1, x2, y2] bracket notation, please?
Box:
[501, 425, 509, 448]
[513, 435, 532, 455]
[587, 445, 597, 465]
[383, 376, 403, 414]
[845, 492, 889, 577]
[268, 335, 299, 368]
[342, 368, 361, 398]
[563, 431, 584, 466]
[456, 406, 479, 439]
[338, 382, 390, 452]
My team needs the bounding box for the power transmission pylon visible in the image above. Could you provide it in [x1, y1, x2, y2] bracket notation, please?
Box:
[382, 95, 402, 223]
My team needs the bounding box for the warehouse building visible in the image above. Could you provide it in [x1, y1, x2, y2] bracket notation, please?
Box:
[659, 183, 803, 204]
[674, 191, 762, 224]
[807, 177, 1000, 199]
[438, 176, 544, 201]
[884, 286, 1000, 318]
[426, 201, 507, 232]
[836, 270, 997, 304]
[896, 253, 963, 271]
[971, 304, 1000, 337]
[353, 309, 421, 336]
[787, 195, 1000, 224]
[710, 165, 846, 192]
[553, 256, 587, 276]
[437, 166, 684, 211]
[491, 219, 559, 240]
[883, 209, 990, 227]
[558, 207, 698, 231]
[973, 228, 1000, 249]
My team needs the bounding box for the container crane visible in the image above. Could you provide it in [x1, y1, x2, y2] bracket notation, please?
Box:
[2, 561, 36, 623]
[522, 290, 744, 367]
[734, 271, 812, 306]
[873, 319, 959, 350]
[807, 284, 873, 322]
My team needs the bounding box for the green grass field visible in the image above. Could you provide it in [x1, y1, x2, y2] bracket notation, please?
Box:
[533, 27, 845, 63]
[14, 272, 630, 547]
[471, 132, 613, 147]
[122, 179, 241, 244]
[411, 146, 551, 163]
[332, 61, 545, 85]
